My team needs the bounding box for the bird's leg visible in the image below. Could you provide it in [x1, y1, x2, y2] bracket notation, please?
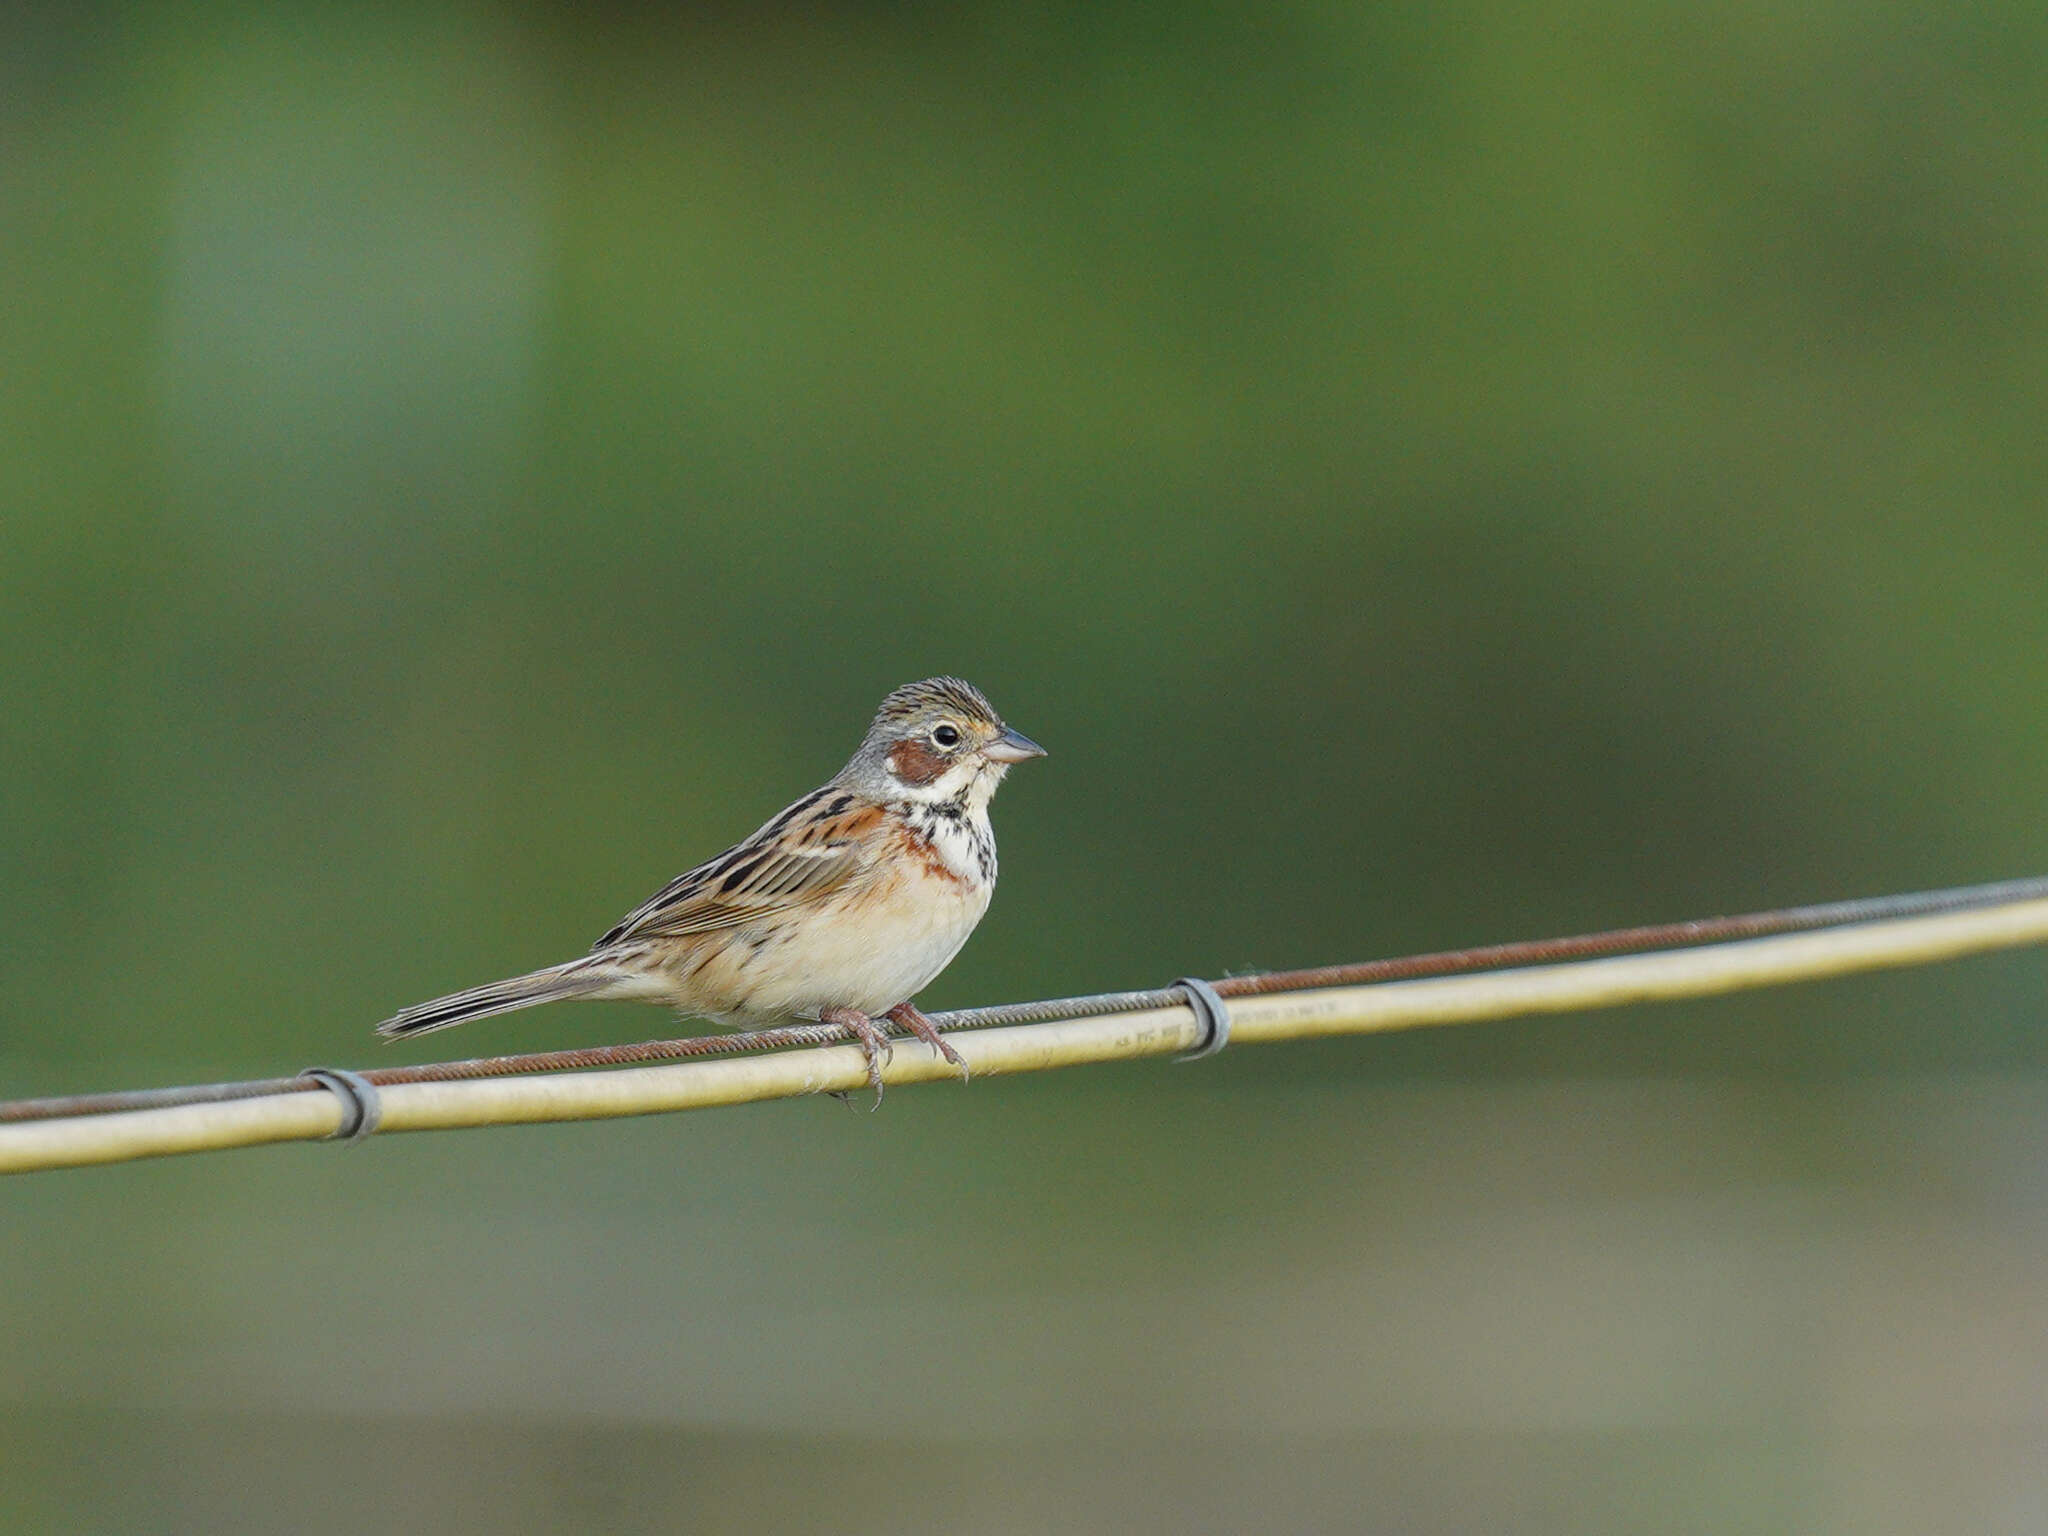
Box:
[886, 1001, 969, 1081]
[818, 1004, 891, 1107]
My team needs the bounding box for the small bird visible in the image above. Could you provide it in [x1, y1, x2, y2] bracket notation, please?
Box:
[376, 677, 1045, 1098]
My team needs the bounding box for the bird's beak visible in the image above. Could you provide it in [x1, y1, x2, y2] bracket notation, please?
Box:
[985, 726, 1047, 764]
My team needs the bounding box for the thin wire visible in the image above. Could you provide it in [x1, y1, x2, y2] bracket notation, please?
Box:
[7, 873, 2046, 1126]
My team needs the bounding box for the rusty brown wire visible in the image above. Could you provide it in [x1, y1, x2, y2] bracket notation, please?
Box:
[7, 873, 2047, 1126]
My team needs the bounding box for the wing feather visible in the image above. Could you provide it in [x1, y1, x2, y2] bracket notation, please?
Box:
[593, 789, 881, 948]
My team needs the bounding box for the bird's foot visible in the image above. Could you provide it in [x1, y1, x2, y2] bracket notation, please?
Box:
[819, 1004, 891, 1108]
[886, 1002, 969, 1082]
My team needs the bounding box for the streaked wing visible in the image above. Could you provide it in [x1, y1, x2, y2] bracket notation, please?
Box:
[593, 788, 881, 948]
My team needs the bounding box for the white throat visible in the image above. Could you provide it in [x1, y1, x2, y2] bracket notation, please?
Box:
[893, 759, 1004, 887]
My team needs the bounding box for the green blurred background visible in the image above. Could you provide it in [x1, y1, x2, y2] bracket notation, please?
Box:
[7, 3, 2048, 1530]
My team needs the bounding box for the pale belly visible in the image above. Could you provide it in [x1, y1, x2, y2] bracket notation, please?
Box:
[680, 868, 994, 1024]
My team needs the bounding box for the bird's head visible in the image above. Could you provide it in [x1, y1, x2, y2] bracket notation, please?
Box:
[842, 676, 1045, 809]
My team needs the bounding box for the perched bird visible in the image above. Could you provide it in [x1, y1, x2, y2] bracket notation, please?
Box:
[375, 677, 1045, 1098]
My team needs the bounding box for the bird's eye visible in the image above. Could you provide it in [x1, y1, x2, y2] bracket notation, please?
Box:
[931, 723, 962, 749]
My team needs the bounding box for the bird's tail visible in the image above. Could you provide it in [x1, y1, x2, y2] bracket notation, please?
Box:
[375, 956, 642, 1039]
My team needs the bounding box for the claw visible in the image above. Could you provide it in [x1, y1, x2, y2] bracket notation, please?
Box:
[886, 1002, 970, 1082]
[819, 1005, 891, 1108]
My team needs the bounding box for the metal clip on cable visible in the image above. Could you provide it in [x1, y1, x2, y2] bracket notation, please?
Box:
[300, 1068, 383, 1144]
[1170, 976, 1231, 1062]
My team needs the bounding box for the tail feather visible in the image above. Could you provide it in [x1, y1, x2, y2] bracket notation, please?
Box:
[375, 958, 630, 1039]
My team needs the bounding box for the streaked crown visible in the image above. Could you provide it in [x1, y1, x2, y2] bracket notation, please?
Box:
[870, 676, 1001, 733]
